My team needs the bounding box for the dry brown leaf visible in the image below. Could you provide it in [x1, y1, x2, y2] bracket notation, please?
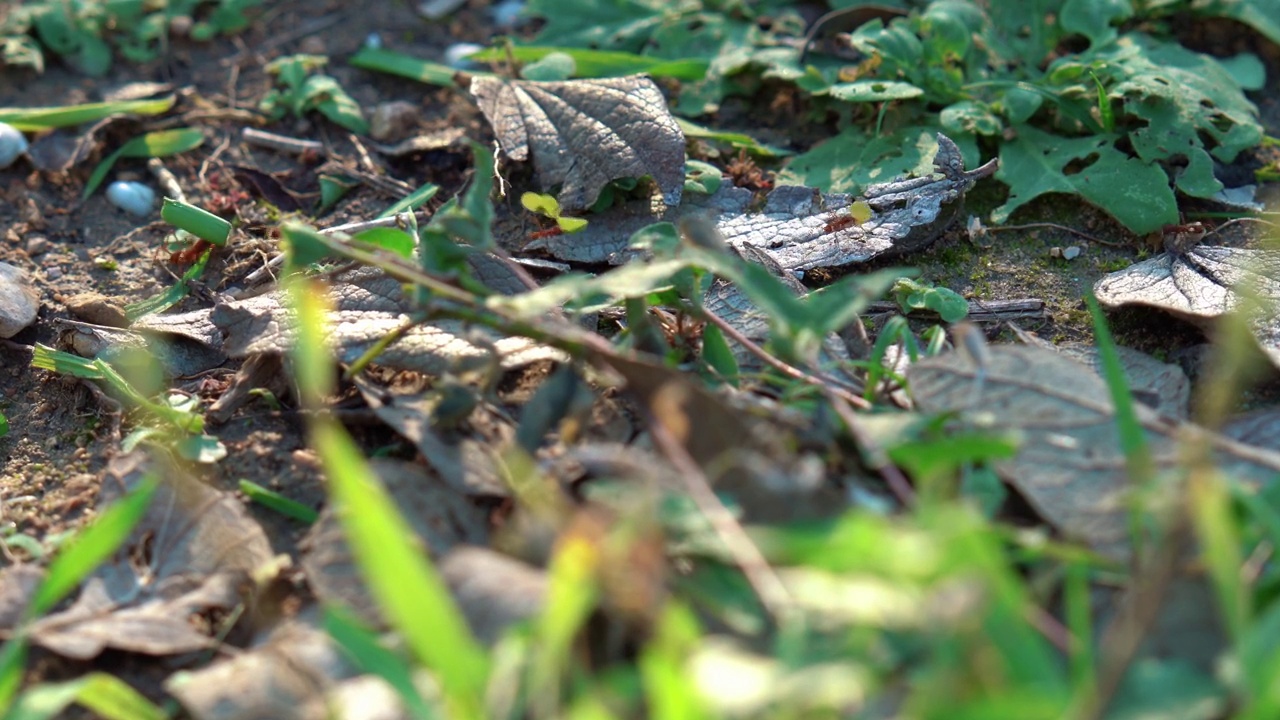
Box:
[1094, 241, 1280, 368]
[908, 344, 1280, 560]
[301, 458, 491, 626]
[471, 74, 685, 212]
[30, 453, 274, 659]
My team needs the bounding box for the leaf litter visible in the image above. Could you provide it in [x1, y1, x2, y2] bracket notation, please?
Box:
[1094, 230, 1280, 369]
[512, 133, 997, 272]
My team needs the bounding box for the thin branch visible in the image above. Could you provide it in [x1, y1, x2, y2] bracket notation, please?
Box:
[697, 307, 872, 410]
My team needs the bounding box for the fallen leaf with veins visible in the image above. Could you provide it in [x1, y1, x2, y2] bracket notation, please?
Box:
[509, 133, 996, 272]
[908, 344, 1280, 561]
[438, 546, 548, 645]
[1094, 240, 1280, 369]
[130, 265, 563, 376]
[471, 74, 685, 212]
[301, 458, 490, 626]
[351, 373, 514, 496]
[29, 452, 275, 659]
[1009, 324, 1191, 419]
[165, 612, 360, 720]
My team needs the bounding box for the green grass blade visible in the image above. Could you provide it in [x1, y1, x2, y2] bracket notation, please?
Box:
[83, 129, 205, 199]
[160, 198, 230, 245]
[238, 480, 318, 524]
[29, 475, 158, 617]
[1085, 295, 1153, 486]
[124, 247, 212, 320]
[0, 96, 176, 131]
[323, 607, 438, 719]
[379, 182, 439, 219]
[468, 45, 709, 81]
[312, 419, 490, 715]
[6, 673, 165, 720]
[0, 638, 27, 711]
[350, 47, 467, 87]
[288, 272, 489, 713]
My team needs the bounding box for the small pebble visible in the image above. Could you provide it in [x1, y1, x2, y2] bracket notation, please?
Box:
[24, 235, 50, 256]
[105, 180, 155, 216]
[369, 101, 420, 141]
[64, 292, 128, 327]
[364, 33, 383, 49]
[0, 261, 39, 338]
[298, 36, 326, 55]
[1062, 245, 1081, 260]
[491, 0, 525, 28]
[0, 122, 28, 169]
[445, 43, 485, 70]
[45, 266, 63, 280]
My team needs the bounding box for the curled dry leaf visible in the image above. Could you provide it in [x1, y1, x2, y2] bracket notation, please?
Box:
[351, 373, 514, 496]
[703, 244, 858, 380]
[206, 266, 564, 374]
[438, 546, 548, 645]
[301, 458, 491, 626]
[471, 74, 685, 212]
[1094, 240, 1280, 368]
[166, 612, 360, 720]
[511, 134, 995, 272]
[908, 344, 1280, 561]
[29, 452, 275, 659]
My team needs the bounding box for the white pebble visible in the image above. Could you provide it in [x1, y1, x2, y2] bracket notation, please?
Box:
[490, 0, 525, 28]
[364, 33, 383, 49]
[106, 181, 155, 216]
[444, 43, 486, 70]
[0, 122, 28, 169]
[0, 261, 39, 338]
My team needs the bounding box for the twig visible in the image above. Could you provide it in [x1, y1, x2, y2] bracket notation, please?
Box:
[865, 297, 1045, 323]
[241, 128, 325, 156]
[234, 211, 429, 293]
[825, 392, 916, 506]
[646, 408, 796, 620]
[147, 158, 186, 203]
[698, 307, 871, 409]
[985, 223, 1125, 247]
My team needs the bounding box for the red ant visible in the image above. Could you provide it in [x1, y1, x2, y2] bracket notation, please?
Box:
[169, 238, 214, 265]
[823, 214, 861, 234]
[528, 226, 564, 240]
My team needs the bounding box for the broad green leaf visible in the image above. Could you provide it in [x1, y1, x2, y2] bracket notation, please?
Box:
[993, 125, 1176, 233]
[0, 96, 175, 131]
[1060, 0, 1133, 48]
[83, 128, 205, 199]
[353, 227, 416, 259]
[520, 51, 578, 81]
[525, 0, 669, 53]
[826, 80, 924, 102]
[700, 323, 738, 385]
[941, 100, 1002, 136]
[779, 126, 963, 195]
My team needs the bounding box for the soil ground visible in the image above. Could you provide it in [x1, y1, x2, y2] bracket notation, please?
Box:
[1, 0, 1279, 710]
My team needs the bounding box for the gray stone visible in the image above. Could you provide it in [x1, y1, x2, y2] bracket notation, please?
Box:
[0, 262, 39, 338]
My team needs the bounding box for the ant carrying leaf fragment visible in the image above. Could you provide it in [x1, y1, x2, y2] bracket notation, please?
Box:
[521, 191, 588, 240]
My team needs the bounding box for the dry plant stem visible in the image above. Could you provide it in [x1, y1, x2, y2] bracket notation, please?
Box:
[147, 158, 186, 203]
[865, 298, 1045, 323]
[1078, 521, 1190, 720]
[237, 211, 429, 290]
[241, 128, 325, 156]
[825, 392, 916, 506]
[697, 307, 871, 409]
[646, 414, 795, 620]
[985, 223, 1121, 246]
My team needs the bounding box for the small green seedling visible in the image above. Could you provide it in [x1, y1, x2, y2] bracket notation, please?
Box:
[522, 191, 588, 237]
[260, 54, 369, 135]
[891, 277, 969, 323]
